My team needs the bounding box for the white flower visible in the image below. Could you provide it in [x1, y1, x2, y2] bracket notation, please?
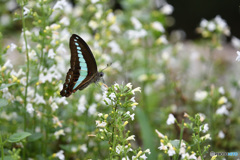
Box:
[126, 83, 132, 89]
[166, 113, 175, 125]
[199, 113, 206, 122]
[88, 103, 97, 116]
[130, 17, 142, 29]
[168, 145, 176, 156]
[96, 121, 107, 127]
[236, 51, 240, 61]
[80, 144, 88, 153]
[207, 22, 216, 31]
[126, 29, 147, 39]
[151, 21, 165, 32]
[55, 150, 65, 160]
[114, 83, 119, 90]
[98, 113, 103, 117]
[48, 49, 56, 59]
[108, 41, 123, 54]
[23, 7, 30, 16]
[33, 93, 46, 104]
[51, 102, 58, 111]
[88, 20, 98, 30]
[53, 0, 67, 10]
[54, 97, 68, 105]
[78, 95, 86, 113]
[200, 123, 209, 133]
[158, 142, 167, 150]
[109, 92, 116, 100]
[10, 43, 17, 51]
[54, 129, 65, 139]
[91, 0, 99, 4]
[200, 19, 208, 28]
[3, 60, 13, 68]
[218, 130, 225, 139]
[53, 117, 62, 127]
[26, 103, 34, 114]
[56, 43, 67, 54]
[194, 90, 208, 101]
[232, 37, 240, 49]
[126, 135, 135, 141]
[145, 149, 151, 154]
[140, 154, 147, 160]
[216, 105, 229, 115]
[132, 87, 141, 95]
[161, 4, 173, 15]
[201, 133, 211, 140]
[218, 86, 225, 94]
[60, 16, 70, 26]
[116, 145, 124, 154]
[155, 129, 164, 138]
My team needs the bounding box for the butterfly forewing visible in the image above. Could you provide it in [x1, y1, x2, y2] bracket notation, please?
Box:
[60, 34, 98, 97]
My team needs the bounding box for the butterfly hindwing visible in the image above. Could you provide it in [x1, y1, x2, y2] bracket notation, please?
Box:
[60, 34, 98, 97]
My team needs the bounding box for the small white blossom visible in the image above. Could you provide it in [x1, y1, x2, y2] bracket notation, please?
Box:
[126, 83, 132, 89]
[48, 49, 56, 59]
[168, 145, 176, 156]
[161, 4, 174, 15]
[158, 142, 167, 150]
[78, 95, 86, 113]
[231, 37, 240, 49]
[33, 93, 46, 104]
[131, 17, 142, 29]
[155, 129, 165, 138]
[96, 121, 107, 128]
[54, 129, 65, 139]
[216, 105, 229, 115]
[26, 103, 34, 114]
[151, 21, 165, 32]
[236, 51, 240, 61]
[88, 103, 97, 116]
[23, 7, 30, 16]
[194, 90, 208, 101]
[88, 20, 98, 30]
[126, 135, 135, 141]
[91, 0, 99, 4]
[80, 144, 88, 153]
[98, 113, 103, 117]
[200, 123, 209, 133]
[218, 130, 225, 139]
[10, 43, 17, 51]
[200, 133, 211, 140]
[109, 92, 116, 100]
[140, 154, 147, 160]
[218, 86, 225, 94]
[51, 102, 58, 112]
[55, 150, 65, 160]
[132, 87, 141, 95]
[108, 41, 123, 54]
[116, 145, 124, 154]
[166, 113, 175, 125]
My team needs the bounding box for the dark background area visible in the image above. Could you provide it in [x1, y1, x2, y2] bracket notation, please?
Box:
[167, 0, 240, 40]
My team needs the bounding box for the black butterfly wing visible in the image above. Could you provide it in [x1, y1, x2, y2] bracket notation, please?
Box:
[60, 34, 98, 97]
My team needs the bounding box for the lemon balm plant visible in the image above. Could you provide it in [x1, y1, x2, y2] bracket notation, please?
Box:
[96, 83, 150, 159]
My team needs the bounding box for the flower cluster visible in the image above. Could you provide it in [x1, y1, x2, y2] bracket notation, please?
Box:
[95, 83, 150, 159]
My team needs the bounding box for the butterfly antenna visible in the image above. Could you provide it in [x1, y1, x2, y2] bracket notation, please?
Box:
[100, 62, 112, 72]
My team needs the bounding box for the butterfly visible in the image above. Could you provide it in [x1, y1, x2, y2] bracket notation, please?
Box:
[60, 34, 104, 97]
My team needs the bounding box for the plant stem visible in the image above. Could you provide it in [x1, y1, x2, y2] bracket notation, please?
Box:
[0, 133, 4, 160]
[176, 120, 184, 160]
[21, 0, 30, 132]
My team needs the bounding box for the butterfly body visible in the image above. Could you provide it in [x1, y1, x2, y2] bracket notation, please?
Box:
[60, 34, 103, 97]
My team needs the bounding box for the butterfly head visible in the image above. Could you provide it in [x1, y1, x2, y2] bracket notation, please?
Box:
[99, 72, 104, 77]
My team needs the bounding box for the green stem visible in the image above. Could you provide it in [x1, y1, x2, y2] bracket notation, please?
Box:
[0, 133, 4, 160]
[21, 0, 30, 132]
[176, 120, 184, 160]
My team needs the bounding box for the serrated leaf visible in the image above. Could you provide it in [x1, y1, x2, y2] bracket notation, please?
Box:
[0, 99, 8, 107]
[0, 83, 16, 90]
[8, 132, 32, 143]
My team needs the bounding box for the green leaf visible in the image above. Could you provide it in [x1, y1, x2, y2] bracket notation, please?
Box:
[0, 99, 8, 107]
[28, 133, 43, 142]
[136, 108, 157, 159]
[8, 132, 32, 143]
[0, 83, 16, 90]
[170, 139, 180, 148]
